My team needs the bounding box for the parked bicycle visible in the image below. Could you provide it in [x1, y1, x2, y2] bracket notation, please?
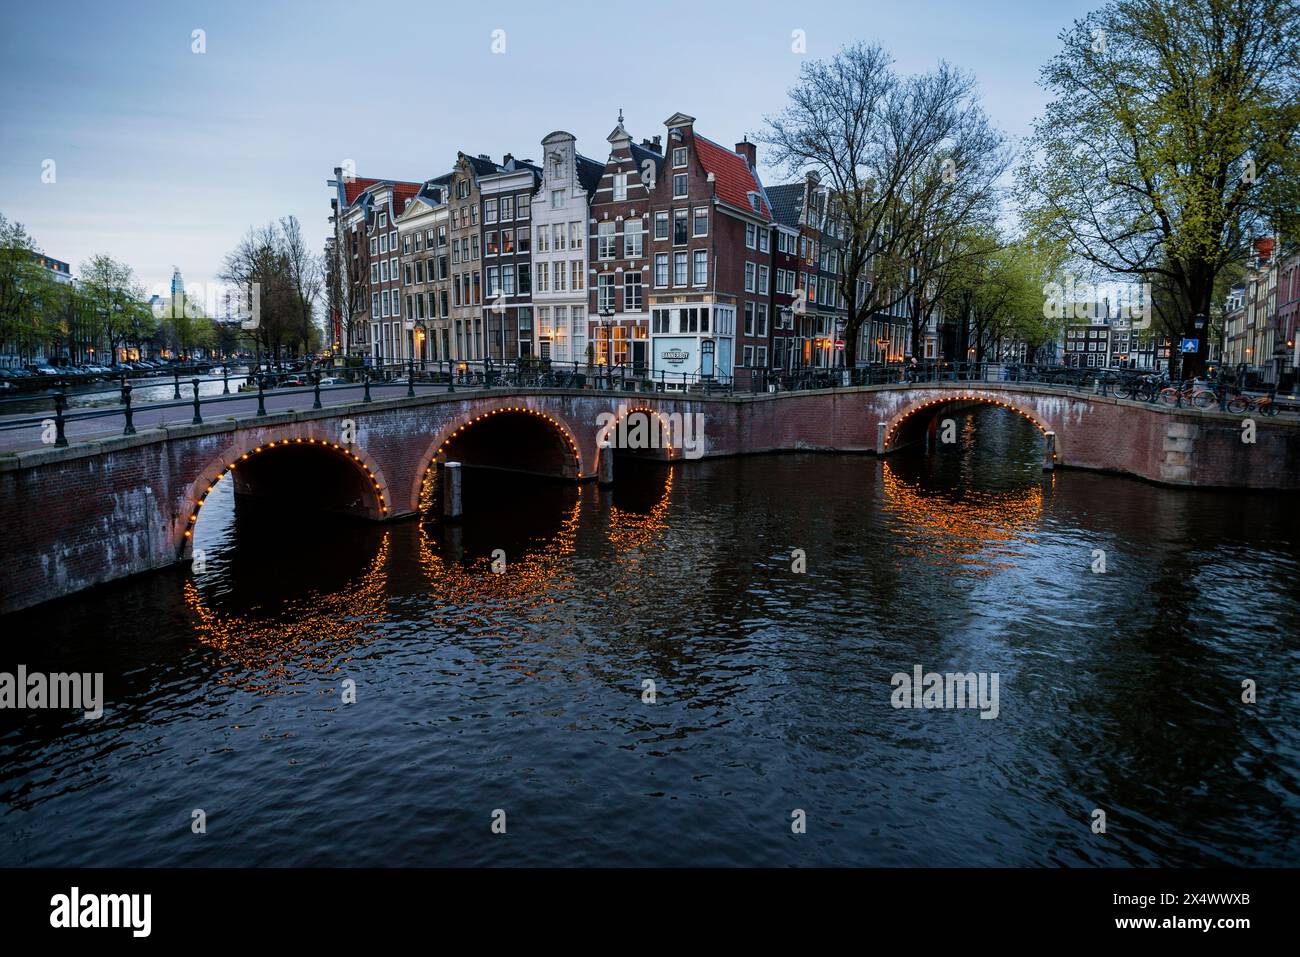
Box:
[1226, 391, 1279, 416]
[1159, 378, 1218, 409]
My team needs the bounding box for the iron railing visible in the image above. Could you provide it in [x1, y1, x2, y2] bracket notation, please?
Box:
[2, 360, 1293, 447]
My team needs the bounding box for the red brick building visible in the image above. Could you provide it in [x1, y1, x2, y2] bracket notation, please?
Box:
[329, 172, 421, 361]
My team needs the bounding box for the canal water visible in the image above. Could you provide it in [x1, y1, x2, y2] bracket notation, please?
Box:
[1, 406, 1296, 866]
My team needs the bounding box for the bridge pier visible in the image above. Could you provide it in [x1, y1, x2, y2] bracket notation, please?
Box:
[1043, 431, 1056, 471]
[598, 449, 614, 486]
[443, 461, 463, 521]
[876, 422, 887, 455]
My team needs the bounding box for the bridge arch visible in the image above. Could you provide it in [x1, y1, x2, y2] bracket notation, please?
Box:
[882, 389, 1059, 462]
[179, 432, 392, 557]
[595, 405, 679, 478]
[412, 402, 586, 512]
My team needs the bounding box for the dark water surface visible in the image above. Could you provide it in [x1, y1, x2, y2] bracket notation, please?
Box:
[2, 407, 1297, 866]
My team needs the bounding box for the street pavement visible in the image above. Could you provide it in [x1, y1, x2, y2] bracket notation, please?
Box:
[0, 382, 445, 453]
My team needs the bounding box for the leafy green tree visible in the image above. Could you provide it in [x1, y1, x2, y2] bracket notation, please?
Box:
[80, 254, 155, 365]
[1019, 0, 1300, 378]
[0, 214, 60, 363]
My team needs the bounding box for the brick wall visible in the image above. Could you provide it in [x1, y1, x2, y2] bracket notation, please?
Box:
[3, 384, 1296, 614]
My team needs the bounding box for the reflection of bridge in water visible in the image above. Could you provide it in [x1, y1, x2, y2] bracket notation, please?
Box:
[3, 381, 1297, 613]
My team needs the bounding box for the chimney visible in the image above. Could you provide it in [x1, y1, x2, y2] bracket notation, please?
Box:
[503, 152, 514, 168]
[640, 137, 662, 154]
[735, 137, 757, 168]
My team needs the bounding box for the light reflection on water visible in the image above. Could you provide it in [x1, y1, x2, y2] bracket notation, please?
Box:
[0, 406, 1296, 867]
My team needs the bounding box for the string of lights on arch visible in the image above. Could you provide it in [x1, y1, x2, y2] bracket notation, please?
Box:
[423, 406, 585, 493]
[184, 437, 389, 540]
[884, 394, 1058, 462]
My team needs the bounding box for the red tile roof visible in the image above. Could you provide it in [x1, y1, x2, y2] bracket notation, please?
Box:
[342, 177, 421, 207]
[343, 177, 382, 205]
[694, 136, 769, 219]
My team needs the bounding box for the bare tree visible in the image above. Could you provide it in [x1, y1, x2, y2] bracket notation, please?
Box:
[763, 42, 1012, 369]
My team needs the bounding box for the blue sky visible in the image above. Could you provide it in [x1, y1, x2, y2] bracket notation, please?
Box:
[0, 0, 1097, 304]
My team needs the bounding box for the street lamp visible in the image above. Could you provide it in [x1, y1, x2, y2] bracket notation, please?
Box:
[599, 306, 614, 389]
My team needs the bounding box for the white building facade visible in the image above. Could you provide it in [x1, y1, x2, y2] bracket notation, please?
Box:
[530, 131, 601, 365]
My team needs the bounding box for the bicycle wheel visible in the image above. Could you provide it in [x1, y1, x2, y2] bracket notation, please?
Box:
[1227, 397, 1248, 414]
[1158, 388, 1178, 405]
[1192, 390, 1217, 409]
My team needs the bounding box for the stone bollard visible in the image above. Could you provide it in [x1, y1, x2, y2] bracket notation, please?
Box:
[443, 461, 463, 521]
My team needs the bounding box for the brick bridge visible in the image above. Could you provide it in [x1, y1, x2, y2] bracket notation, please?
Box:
[2, 381, 1296, 614]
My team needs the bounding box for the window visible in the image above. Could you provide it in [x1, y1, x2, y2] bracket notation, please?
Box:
[551, 189, 564, 209]
[597, 274, 615, 313]
[758, 265, 769, 294]
[743, 345, 754, 367]
[673, 147, 687, 167]
[402, 236, 411, 254]
[553, 223, 565, 251]
[502, 229, 514, 255]
[404, 264, 412, 285]
[486, 231, 498, 255]
[518, 227, 530, 253]
[673, 209, 688, 245]
[673, 173, 688, 198]
[380, 233, 388, 254]
[371, 292, 380, 315]
[571, 260, 584, 291]
[612, 173, 627, 201]
[485, 198, 498, 223]
[745, 224, 756, 248]
[624, 273, 642, 311]
[415, 261, 425, 283]
[757, 303, 768, 336]
[501, 196, 514, 221]
[537, 226, 549, 253]
[381, 260, 390, 281]
[598, 221, 616, 260]
[371, 263, 379, 283]
[570, 221, 582, 248]
[471, 236, 479, 260]
[624, 218, 643, 258]
[537, 261, 549, 292]
[744, 302, 755, 335]
[653, 309, 670, 334]
[693, 250, 707, 286]
[693, 207, 708, 236]
[517, 194, 529, 219]
[486, 267, 499, 297]
[744, 262, 756, 292]
[759, 229, 770, 253]
[654, 211, 669, 240]
[673, 252, 688, 286]
[370, 237, 378, 256]
[553, 260, 566, 292]
[654, 254, 669, 287]
[503, 264, 515, 296]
